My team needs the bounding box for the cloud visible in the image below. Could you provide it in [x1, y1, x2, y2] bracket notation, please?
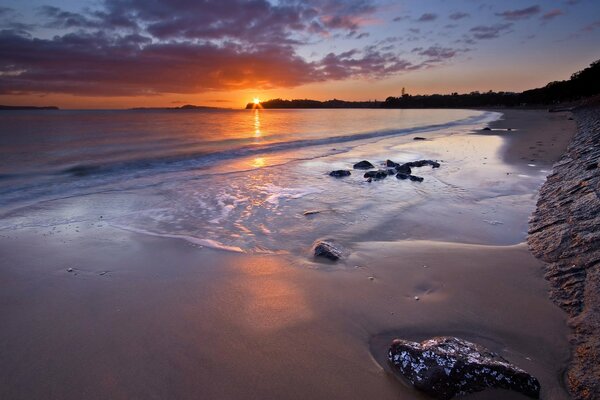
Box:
[541, 9, 564, 21]
[583, 19, 600, 32]
[495, 5, 541, 20]
[449, 12, 470, 20]
[416, 13, 438, 22]
[469, 23, 513, 40]
[418, 46, 459, 60]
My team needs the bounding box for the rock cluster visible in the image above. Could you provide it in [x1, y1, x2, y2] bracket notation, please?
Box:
[332, 158, 441, 183]
[528, 107, 600, 400]
[388, 336, 541, 399]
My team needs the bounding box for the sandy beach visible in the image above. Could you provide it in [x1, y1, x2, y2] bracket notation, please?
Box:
[0, 109, 577, 400]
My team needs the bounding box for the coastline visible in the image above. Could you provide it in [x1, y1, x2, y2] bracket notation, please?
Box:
[0, 109, 579, 400]
[528, 105, 600, 399]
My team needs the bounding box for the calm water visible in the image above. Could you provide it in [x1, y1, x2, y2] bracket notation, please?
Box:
[0, 108, 539, 255]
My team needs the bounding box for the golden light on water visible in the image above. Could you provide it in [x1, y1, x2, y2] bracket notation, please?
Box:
[254, 109, 261, 137]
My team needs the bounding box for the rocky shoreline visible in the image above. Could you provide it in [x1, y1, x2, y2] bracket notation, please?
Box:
[528, 106, 600, 400]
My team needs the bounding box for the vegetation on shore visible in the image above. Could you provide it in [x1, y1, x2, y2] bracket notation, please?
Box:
[247, 59, 600, 109]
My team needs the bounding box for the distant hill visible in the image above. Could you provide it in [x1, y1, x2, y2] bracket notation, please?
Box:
[247, 59, 600, 109]
[0, 105, 59, 110]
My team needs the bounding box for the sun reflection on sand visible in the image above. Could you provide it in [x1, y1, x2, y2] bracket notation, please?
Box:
[232, 257, 314, 333]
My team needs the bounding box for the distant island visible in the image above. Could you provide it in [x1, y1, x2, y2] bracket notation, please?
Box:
[0, 105, 59, 110]
[130, 104, 225, 111]
[247, 59, 600, 109]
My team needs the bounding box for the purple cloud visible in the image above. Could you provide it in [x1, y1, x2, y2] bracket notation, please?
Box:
[417, 13, 438, 22]
[469, 23, 513, 40]
[495, 5, 541, 20]
[541, 9, 564, 20]
[449, 12, 470, 20]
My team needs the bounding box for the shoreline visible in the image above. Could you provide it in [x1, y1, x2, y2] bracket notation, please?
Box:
[0, 109, 579, 400]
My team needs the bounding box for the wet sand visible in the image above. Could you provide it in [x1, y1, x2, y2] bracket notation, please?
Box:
[0, 109, 576, 400]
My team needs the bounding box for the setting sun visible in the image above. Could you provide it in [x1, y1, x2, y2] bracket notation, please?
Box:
[253, 97, 260, 105]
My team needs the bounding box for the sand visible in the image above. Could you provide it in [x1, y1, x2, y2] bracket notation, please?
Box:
[0, 109, 577, 400]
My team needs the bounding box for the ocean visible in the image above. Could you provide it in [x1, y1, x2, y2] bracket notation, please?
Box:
[1, 108, 543, 255]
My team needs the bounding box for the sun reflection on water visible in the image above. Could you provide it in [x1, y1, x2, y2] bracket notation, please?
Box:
[254, 109, 261, 138]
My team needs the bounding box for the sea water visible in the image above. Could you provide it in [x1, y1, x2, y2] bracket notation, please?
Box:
[1, 108, 546, 255]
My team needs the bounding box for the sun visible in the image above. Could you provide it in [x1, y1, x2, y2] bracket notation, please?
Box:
[253, 97, 260, 105]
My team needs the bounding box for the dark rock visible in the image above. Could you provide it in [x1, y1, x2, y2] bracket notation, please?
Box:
[366, 177, 372, 183]
[388, 336, 541, 400]
[386, 169, 396, 175]
[353, 160, 375, 169]
[413, 137, 426, 140]
[364, 170, 388, 179]
[568, 117, 574, 120]
[482, 127, 492, 131]
[313, 240, 343, 261]
[396, 173, 409, 180]
[405, 160, 440, 169]
[409, 175, 424, 182]
[386, 159, 399, 168]
[585, 162, 597, 170]
[329, 170, 351, 177]
[395, 164, 412, 174]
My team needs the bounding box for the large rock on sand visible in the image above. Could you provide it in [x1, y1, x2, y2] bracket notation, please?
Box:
[313, 240, 343, 261]
[388, 336, 540, 399]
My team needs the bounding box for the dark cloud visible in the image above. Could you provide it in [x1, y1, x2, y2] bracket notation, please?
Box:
[418, 46, 463, 62]
[495, 5, 541, 21]
[469, 23, 513, 39]
[583, 19, 600, 32]
[417, 13, 438, 22]
[449, 12, 470, 20]
[541, 9, 564, 20]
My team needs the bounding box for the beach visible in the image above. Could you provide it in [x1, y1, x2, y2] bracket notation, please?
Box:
[0, 109, 577, 400]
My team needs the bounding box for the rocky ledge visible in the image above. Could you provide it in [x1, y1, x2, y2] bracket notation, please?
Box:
[388, 336, 540, 399]
[527, 106, 600, 400]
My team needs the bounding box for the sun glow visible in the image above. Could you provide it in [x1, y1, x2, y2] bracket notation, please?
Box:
[253, 97, 260, 105]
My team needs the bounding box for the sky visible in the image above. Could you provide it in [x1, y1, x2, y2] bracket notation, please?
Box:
[0, 0, 598, 109]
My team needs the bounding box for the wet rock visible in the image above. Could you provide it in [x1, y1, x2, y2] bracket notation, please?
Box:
[409, 175, 424, 182]
[353, 160, 375, 169]
[482, 127, 492, 131]
[364, 170, 388, 179]
[396, 173, 409, 180]
[329, 170, 351, 177]
[313, 240, 343, 261]
[388, 336, 541, 400]
[405, 160, 440, 168]
[386, 169, 397, 175]
[386, 159, 399, 168]
[413, 137, 426, 140]
[395, 164, 412, 174]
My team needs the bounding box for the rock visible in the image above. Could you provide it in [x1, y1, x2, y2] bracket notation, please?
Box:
[353, 160, 375, 169]
[405, 160, 440, 169]
[585, 162, 597, 170]
[414, 296, 419, 301]
[527, 106, 600, 398]
[366, 178, 372, 183]
[364, 170, 388, 179]
[386, 169, 396, 175]
[386, 159, 399, 168]
[409, 175, 424, 182]
[388, 336, 541, 400]
[482, 127, 492, 131]
[313, 240, 343, 261]
[329, 170, 351, 177]
[67, 267, 73, 272]
[413, 137, 426, 140]
[396, 173, 409, 180]
[395, 164, 412, 174]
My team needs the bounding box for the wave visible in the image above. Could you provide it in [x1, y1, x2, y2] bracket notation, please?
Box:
[54, 112, 495, 179]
